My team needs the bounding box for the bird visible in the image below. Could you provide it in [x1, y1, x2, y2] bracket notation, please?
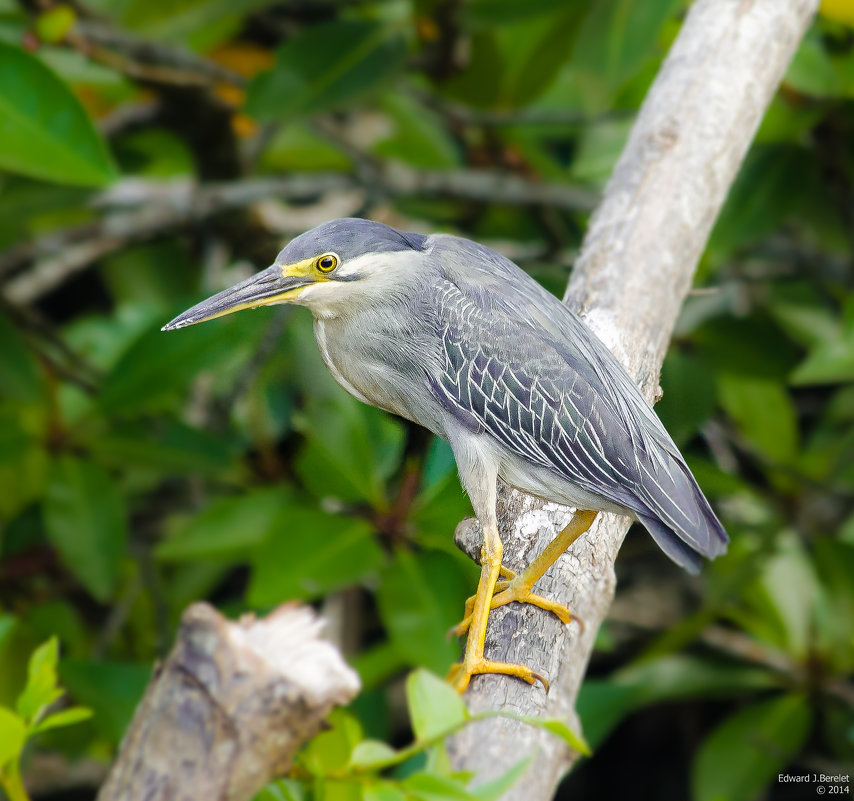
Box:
[163, 217, 728, 693]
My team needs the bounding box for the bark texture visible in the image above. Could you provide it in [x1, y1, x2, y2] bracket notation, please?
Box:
[447, 0, 819, 797]
[97, 602, 359, 801]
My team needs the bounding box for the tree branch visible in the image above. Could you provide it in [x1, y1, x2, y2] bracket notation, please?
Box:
[447, 1, 819, 798]
[96, 602, 359, 801]
[0, 170, 596, 304]
[68, 21, 246, 88]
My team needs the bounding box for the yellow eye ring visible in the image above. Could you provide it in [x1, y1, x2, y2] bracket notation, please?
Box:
[315, 253, 339, 273]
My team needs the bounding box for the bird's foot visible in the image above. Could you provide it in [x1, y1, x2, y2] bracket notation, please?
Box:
[447, 658, 549, 694]
[449, 570, 582, 639]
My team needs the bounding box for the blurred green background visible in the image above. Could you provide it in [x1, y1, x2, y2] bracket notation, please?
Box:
[0, 0, 853, 799]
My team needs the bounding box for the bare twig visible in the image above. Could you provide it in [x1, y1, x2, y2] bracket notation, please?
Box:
[68, 21, 246, 88]
[412, 87, 633, 128]
[447, 2, 820, 798]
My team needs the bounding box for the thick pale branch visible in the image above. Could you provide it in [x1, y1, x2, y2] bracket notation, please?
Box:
[97, 602, 359, 801]
[447, 1, 818, 798]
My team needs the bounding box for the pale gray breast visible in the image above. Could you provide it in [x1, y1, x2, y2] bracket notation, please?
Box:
[313, 312, 448, 436]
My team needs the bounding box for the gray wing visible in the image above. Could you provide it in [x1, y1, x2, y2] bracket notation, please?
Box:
[421, 242, 728, 571]
[426, 279, 642, 508]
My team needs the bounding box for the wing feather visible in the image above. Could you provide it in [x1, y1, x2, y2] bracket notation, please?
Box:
[427, 279, 639, 512]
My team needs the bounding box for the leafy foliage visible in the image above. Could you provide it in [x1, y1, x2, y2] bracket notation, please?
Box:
[0, 41, 117, 187]
[259, 669, 586, 801]
[0, 1, 852, 800]
[0, 638, 92, 801]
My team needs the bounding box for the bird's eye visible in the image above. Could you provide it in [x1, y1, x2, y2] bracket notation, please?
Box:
[315, 253, 339, 273]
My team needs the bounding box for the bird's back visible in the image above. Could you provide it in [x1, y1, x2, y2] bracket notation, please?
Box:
[421, 234, 728, 572]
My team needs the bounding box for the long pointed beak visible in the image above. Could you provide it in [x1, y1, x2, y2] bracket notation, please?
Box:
[161, 265, 312, 331]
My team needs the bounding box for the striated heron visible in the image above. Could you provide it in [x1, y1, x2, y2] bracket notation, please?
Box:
[163, 218, 728, 692]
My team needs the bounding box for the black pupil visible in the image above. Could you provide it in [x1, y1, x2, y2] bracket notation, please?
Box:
[320, 256, 334, 270]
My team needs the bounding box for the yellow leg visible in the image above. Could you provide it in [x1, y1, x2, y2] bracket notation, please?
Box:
[451, 510, 597, 639]
[447, 520, 548, 692]
[451, 565, 515, 631]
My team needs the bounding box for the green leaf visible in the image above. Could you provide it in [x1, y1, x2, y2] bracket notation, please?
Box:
[299, 710, 363, 776]
[791, 342, 854, 385]
[814, 540, 854, 672]
[732, 533, 819, 659]
[247, 21, 407, 121]
[99, 241, 198, 311]
[693, 314, 801, 382]
[470, 757, 531, 800]
[44, 457, 127, 601]
[29, 634, 59, 678]
[406, 669, 468, 743]
[118, 0, 270, 40]
[30, 704, 92, 735]
[0, 313, 43, 403]
[501, 7, 585, 107]
[247, 507, 383, 606]
[36, 46, 127, 88]
[785, 28, 853, 99]
[692, 694, 812, 801]
[258, 121, 351, 172]
[771, 298, 841, 348]
[0, 438, 48, 521]
[718, 375, 798, 465]
[16, 636, 61, 724]
[788, 302, 854, 385]
[90, 420, 238, 477]
[294, 394, 405, 507]
[0, 707, 26, 767]
[439, 32, 504, 109]
[157, 488, 288, 562]
[364, 782, 408, 801]
[656, 351, 717, 445]
[254, 779, 309, 801]
[0, 410, 34, 464]
[0, 615, 16, 649]
[348, 739, 399, 770]
[402, 772, 481, 801]
[569, 117, 633, 187]
[377, 549, 470, 674]
[708, 145, 807, 261]
[572, 0, 680, 111]
[577, 654, 780, 748]
[375, 93, 460, 169]
[60, 660, 150, 744]
[464, 0, 569, 26]
[616, 654, 781, 704]
[408, 461, 475, 557]
[491, 712, 589, 756]
[27, 637, 59, 678]
[0, 42, 116, 186]
[575, 681, 641, 748]
[100, 315, 259, 414]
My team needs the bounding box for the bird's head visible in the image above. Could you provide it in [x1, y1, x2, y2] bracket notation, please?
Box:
[162, 218, 428, 331]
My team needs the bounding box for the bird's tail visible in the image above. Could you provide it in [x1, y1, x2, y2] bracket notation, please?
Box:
[634, 446, 729, 574]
